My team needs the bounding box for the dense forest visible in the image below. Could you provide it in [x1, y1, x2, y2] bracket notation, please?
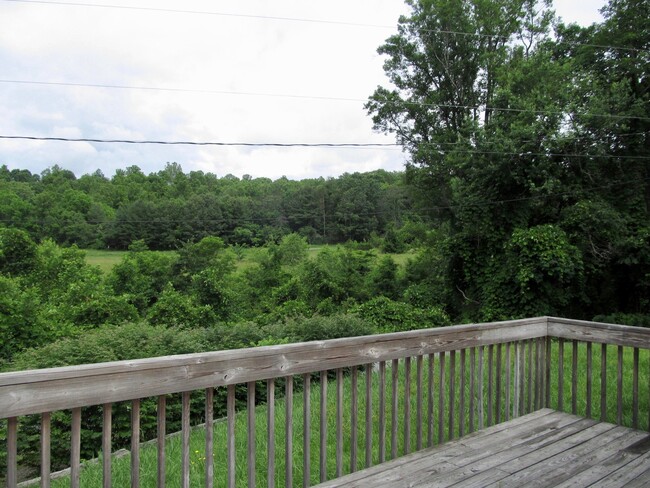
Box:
[1, 0, 648, 475]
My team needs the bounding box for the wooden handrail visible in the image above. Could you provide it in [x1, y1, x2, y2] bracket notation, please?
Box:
[2, 316, 648, 488]
[0, 317, 547, 418]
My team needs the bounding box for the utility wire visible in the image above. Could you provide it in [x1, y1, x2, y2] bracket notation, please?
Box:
[2, 135, 649, 160]
[0, 135, 400, 147]
[2, 78, 649, 122]
[2, 0, 647, 53]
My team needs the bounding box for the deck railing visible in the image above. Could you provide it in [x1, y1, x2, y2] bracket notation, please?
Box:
[1, 316, 648, 487]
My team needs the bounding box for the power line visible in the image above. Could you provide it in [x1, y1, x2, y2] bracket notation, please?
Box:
[2, 0, 647, 53]
[2, 135, 649, 160]
[2, 78, 649, 122]
[0, 135, 400, 148]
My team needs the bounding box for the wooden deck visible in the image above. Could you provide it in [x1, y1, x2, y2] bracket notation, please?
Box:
[316, 409, 650, 488]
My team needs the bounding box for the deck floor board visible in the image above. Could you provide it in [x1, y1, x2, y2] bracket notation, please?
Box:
[315, 409, 650, 488]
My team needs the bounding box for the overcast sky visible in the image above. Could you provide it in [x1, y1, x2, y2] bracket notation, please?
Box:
[0, 0, 605, 180]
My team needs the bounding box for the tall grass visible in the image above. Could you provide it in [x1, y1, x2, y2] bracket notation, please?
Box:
[47, 344, 648, 487]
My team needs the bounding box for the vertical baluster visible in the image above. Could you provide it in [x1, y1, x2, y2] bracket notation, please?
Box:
[319, 372, 326, 483]
[365, 363, 373, 468]
[526, 339, 533, 413]
[378, 362, 386, 463]
[285, 376, 294, 488]
[459, 349, 465, 438]
[427, 354, 434, 447]
[513, 342, 520, 419]
[205, 388, 214, 488]
[157, 395, 166, 488]
[7, 417, 18, 488]
[180, 394, 188, 488]
[505, 343, 511, 421]
[350, 366, 358, 472]
[303, 374, 310, 488]
[416, 355, 423, 450]
[586, 343, 593, 419]
[633, 348, 639, 429]
[227, 384, 236, 488]
[495, 344, 502, 424]
[534, 339, 541, 410]
[572, 340, 578, 415]
[41, 412, 51, 488]
[268, 379, 276, 488]
[438, 351, 445, 444]
[519, 341, 525, 416]
[336, 368, 343, 476]
[487, 345, 493, 427]
[558, 339, 564, 412]
[469, 348, 475, 434]
[600, 344, 607, 422]
[545, 337, 551, 408]
[404, 357, 411, 455]
[102, 404, 111, 488]
[391, 359, 398, 458]
[478, 346, 484, 431]
[449, 350, 455, 440]
[248, 381, 257, 488]
[71, 407, 81, 488]
[617, 346, 623, 425]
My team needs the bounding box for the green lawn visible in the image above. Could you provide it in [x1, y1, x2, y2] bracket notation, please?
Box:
[49, 344, 649, 487]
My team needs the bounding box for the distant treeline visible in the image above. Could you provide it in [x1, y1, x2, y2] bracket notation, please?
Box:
[0, 164, 415, 249]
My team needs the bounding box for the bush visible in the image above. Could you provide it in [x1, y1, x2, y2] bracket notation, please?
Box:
[280, 313, 376, 343]
[4, 323, 212, 472]
[352, 296, 450, 333]
[592, 313, 650, 328]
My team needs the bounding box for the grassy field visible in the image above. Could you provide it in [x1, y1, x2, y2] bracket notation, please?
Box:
[49, 343, 648, 487]
[84, 246, 417, 274]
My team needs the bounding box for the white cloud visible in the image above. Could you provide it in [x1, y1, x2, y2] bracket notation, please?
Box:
[0, 0, 606, 180]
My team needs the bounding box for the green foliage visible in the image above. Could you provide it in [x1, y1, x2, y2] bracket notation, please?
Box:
[272, 233, 309, 266]
[0, 227, 36, 276]
[352, 296, 450, 333]
[279, 314, 376, 342]
[7, 322, 213, 471]
[147, 284, 216, 329]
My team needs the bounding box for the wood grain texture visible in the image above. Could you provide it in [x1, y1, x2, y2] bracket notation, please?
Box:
[0, 318, 548, 418]
[205, 388, 214, 488]
[41, 412, 51, 488]
[319, 372, 327, 483]
[102, 404, 111, 488]
[132, 398, 141, 488]
[157, 395, 166, 488]
[71, 407, 81, 488]
[268, 378, 276, 488]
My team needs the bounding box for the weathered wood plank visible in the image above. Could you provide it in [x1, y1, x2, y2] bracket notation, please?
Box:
[633, 348, 639, 429]
[416, 355, 423, 451]
[227, 384, 236, 488]
[505, 342, 511, 421]
[7, 416, 17, 488]
[378, 361, 386, 463]
[248, 381, 256, 488]
[487, 344, 493, 426]
[427, 354, 434, 447]
[586, 342, 592, 419]
[617, 345, 623, 425]
[157, 395, 166, 488]
[336, 368, 343, 477]
[469, 347, 475, 433]
[571, 340, 578, 415]
[303, 374, 310, 488]
[403, 357, 411, 455]
[71, 407, 81, 488]
[391, 359, 398, 458]
[437, 352, 445, 444]
[547, 317, 650, 348]
[527, 339, 532, 414]
[268, 378, 276, 488]
[558, 338, 564, 412]
[205, 388, 214, 488]
[102, 404, 111, 488]
[601, 344, 607, 422]
[365, 363, 372, 468]
[285, 376, 294, 488]
[589, 450, 650, 487]
[0, 319, 548, 418]
[449, 350, 455, 439]
[459, 349, 465, 438]
[350, 366, 358, 472]
[318, 372, 326, 483]
[495, 343, 502, 424]
[41, 412, 51, 488]
[477, 345, 483, 430]
[180, 394, 188, 488]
